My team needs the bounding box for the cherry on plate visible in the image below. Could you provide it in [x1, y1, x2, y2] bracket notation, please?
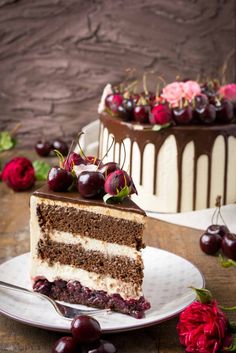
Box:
[71, 315, 101, 344]
[51, 336, 80, 353]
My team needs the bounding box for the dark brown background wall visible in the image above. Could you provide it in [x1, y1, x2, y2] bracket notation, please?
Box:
[0, 0, 235, 147]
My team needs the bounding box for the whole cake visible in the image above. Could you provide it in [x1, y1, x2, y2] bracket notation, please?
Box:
[30, 153, 150, 318]
[98, 80, 236, 213]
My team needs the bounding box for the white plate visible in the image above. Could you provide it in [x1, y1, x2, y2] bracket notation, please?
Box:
[0, 247, 204, 333]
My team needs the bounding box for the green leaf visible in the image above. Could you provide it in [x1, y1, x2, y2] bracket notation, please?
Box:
[33, 160, 51, 181]
[103, 185, 130, 204]
[225, 337, 236, 351]
[190, 287, 213, 304]
[0, 131, 16, 152]
[230, 322, 236, 333]
[219, 254, 236, 268]
[151, 122, 171, 131]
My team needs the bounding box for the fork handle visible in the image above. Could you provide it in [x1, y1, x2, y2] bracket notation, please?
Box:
[0, 280, 32, 294]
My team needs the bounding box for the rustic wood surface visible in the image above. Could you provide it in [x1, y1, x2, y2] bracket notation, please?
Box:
[0, 149, 236, 353]
[0, 0, 235, 148]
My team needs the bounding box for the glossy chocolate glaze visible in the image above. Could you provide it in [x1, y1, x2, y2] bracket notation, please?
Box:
[100, 113, 236, 211]
[33, 184, 146, 216]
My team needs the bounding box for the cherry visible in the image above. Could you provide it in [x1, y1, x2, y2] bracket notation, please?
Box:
[172, 106, 193, 124]
[215, 99, 234, 123]
[200, 227, 222, 255]
[71, 315, 101, 344]
[35, 140, 52, 157]
[51, 336, 80, 353]
[221, 233, 236, 261]
[48, 167, 74, 192]
[196, 104, 216, 124]
[219, 225, 229, 237]
[88, 340, 117, 353]
[149, 104, 172, 125]
[194, 94, 209, 111]
[98, 162, 120, 178]
[52, 139, 69, 156]
[205, 224, 229, 238]
[105, 94, 123, 113]
[63, 152, 85, 172]
[78, 171, 105, 198]
[117, 99, 134, 121]
[133, 105, 150, 124]
[104, 170, 134, 195]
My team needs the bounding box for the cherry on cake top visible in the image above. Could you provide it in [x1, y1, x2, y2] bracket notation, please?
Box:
[99, 80, 236, 127]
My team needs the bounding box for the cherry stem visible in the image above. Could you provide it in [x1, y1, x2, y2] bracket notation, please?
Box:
[54, 149, 64, 168]
[10, 123, 21, 137]
[97, 136, 115, 168]
[121, 140, 126, 170]
[64, 139, 75, 168]
[76, 131, 87, 159]
[211, 195, 227, 226]
[143, 73, 148, 96]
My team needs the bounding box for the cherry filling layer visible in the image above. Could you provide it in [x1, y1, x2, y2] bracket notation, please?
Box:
[33, 279, 151, 319]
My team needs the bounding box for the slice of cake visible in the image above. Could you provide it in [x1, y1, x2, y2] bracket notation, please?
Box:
[30, 183, 150, 318]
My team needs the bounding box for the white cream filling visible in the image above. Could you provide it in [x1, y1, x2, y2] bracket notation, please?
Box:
[50, 230, 139, 260]
[31, 258, 142, 299]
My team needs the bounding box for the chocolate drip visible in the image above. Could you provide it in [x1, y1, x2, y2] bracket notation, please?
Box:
[100, 113, 236, 211]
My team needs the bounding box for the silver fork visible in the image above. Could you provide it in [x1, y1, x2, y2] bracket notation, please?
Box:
[0, 280, 110, 319]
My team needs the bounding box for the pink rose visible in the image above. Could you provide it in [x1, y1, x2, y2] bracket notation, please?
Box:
[162, 82, 185, 107]
[177, 300, 232, 353]
[219, 84, 236, 102]
[183, 80, 201, 101]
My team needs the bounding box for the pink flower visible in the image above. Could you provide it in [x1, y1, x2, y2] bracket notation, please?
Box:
[162, 82, 185, 107]
[183, 80, 201, 101]
[177, 300, 231, 353]
[219, 84, 236, 102]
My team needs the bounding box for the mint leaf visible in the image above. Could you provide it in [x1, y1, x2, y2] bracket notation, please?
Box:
[0, 131, 16, 152]
[152, 122, 171, 131]
[190, 287, 213, 304]
[33, 160, 50, 181]
[219, 254, 236, 268]
[103, 185, 130, 204]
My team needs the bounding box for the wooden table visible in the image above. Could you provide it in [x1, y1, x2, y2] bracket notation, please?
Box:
[0, 151, 235, 353]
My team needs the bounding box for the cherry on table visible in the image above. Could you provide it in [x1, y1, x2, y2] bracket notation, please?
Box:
[48, 167, 74, 192]
[52, 139, 69, 156]
[200, 226, 222, 255]
[221, 233, 236, 261]
[51, 336, 80, 353]
[71, 315, 101, 344]
[88, 340, 117, 353]
[78, 171, 105, 198]
[35, 140, 52, 157]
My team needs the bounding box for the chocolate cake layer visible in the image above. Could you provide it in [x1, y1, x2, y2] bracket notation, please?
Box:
[37, 239, 143, 285]
[37, 203, 145, 250]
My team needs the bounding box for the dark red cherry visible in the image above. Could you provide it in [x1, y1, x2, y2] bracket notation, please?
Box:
[52, 139, 69, 156]
[149, 104, 172, 125]
[133, 105, 150, 124]
[104, 169, 134, 195]
[88, 340, 117, 353]
[71, 315, 101, 344]
[78, 171, 105, 198]
[117, 99, 134, 121]
[105, 94, 123, 113]
[196, 104, 216, 124]
[35, 140, 51, 157]
[63, 152, 85, 172]
[172, 106, 193, 124]
[51, 336, 80, 353]
[98, 162, 120, 178]
[194, 94, 209, 111]
[221, 233, 236, 260]
[85, 156, 103, 166]
[215, 99, 234, 123]
[219, 225, 230, 237]
[48, 167, 74, 192]
[200, 227, 222, 255]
